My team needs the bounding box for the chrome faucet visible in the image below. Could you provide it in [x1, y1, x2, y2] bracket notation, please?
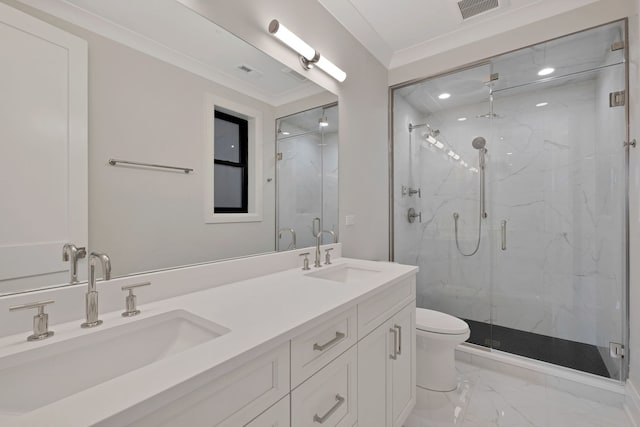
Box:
[314, 230, 337, 268]
[81, 252, 111, 328]
[278, 228, 297, 249]
[62, 243, 87, 284]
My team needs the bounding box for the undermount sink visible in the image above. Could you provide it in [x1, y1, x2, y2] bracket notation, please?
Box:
[0, 310, 229, 415]
[306, 263, 382, 283]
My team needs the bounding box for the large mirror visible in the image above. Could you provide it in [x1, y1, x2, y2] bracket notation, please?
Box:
[0, 0, 338, 295]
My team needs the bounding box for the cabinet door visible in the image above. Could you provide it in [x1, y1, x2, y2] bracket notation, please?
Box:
[291, 346, 357, 427]
[357, 320, 392, 427]
[390, 303, 416, 427]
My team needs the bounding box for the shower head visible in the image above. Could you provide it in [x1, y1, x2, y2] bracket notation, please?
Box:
[472, 137, 487, 150]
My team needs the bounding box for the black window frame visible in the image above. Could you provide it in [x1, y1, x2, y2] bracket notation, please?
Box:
[213, 110, 249, 214]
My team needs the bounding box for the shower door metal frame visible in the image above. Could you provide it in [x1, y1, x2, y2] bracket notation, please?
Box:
[388, 18, 631, 382]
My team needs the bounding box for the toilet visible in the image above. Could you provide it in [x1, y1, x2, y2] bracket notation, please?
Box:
[416, 308, 470, 392]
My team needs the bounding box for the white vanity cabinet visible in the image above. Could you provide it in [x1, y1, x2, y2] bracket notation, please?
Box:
[97, 270, 416, 427]
[244, 396, 290, 427]
[357, 294, 416, 427]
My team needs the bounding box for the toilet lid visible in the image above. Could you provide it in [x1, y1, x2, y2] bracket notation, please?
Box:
[416, 308, 469, 335]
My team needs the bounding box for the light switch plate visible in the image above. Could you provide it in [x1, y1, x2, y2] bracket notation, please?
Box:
[345, 215, 355, 226]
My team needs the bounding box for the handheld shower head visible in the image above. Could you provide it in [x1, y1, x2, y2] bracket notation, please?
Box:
[472, 137, 486, 150]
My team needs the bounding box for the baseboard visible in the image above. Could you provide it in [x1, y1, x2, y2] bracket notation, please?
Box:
[456, 344, 626, 406]
[625, 379, 640, 427]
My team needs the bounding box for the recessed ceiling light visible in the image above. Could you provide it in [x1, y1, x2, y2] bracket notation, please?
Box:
[538, 67, 555, 76]
[536, 102, 548, 107]
[319, 117, 329, 127]
[438, 93, 451, 100]
[458, 117, 467, 121]
[282, 131, 290, 135]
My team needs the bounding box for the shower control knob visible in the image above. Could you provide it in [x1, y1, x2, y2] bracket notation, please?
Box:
[408, 208, 422, 224]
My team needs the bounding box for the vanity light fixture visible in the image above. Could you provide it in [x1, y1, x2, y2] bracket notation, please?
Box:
[538, 67, 555, 76]
[269, 19, 347, 82]
[438, 92, 451, 100]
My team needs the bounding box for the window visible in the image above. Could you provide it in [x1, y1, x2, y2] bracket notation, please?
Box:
[204, 94, 263, 224]
[214, 110, 248, 213]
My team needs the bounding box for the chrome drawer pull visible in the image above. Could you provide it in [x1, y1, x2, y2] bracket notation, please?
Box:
[313, 394, 345, 424]
[390, 328, 398, 360]
[501, 220, 507, 251]
[313, 331, 346, 351]
[395, 324, 402, 355]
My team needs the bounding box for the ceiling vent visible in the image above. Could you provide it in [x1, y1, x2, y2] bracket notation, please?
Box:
[236, 64, 263, 78]
[457, 0, 499, 19]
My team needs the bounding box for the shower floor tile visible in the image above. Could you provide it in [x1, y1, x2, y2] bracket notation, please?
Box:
[404, 362, 631, 427]
[464, 319, 611, 378]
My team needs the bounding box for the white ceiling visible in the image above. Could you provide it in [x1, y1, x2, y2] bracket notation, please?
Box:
[395, 19, 625, 115]
[318, 0, 600, 69]
[17, 0, 325, 106]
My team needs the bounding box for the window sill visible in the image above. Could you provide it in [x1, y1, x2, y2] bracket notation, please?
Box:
[205, 213, 263, 224]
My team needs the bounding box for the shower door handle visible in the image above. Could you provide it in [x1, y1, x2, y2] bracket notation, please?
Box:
[501, 220, 507, 251]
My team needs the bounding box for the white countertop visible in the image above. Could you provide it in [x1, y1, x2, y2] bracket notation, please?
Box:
[0, 257, 417, 427]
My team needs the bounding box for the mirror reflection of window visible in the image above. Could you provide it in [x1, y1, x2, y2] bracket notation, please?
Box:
[214, 110, 248, 213]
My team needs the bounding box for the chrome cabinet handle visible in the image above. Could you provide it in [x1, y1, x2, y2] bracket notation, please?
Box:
[313, 331, 346, 351]
[501, 220, 507, 251]
[9, 300, 55, 341]
[313, 394, 345, 424]
[395, 324, 402, 355]
[390, 328, 398, 360]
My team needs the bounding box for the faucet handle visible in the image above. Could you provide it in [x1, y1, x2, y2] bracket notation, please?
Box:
[121, 282, 151, 317]
[299, 252, 311, 271]
[9, 300, 55, 341]
[324, 248, 334, 265]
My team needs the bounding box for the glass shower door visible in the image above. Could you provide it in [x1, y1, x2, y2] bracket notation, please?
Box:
[488, 21, 627, 379]
[392, 63, 494, 344]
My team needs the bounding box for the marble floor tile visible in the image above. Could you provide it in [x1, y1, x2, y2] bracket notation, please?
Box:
[405, 362, 631, 427]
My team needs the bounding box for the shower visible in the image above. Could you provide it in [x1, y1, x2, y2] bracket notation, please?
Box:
[453, 137, 487, 257]
[393, 19, 628, 380]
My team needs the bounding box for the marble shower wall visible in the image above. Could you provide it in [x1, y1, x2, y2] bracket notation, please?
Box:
[277, 129, 338, 250]
[394, 67, 626, 351]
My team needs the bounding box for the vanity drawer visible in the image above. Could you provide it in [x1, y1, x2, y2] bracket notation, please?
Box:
[291, 345, 357, 427]
[245, 395, 290, 427]
[291, 306, 357, 387]
[117, 342, 290, 427]
[358, 276, 415, 339]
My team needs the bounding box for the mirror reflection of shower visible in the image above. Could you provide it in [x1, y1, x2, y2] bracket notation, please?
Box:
[276, 103, 339, 251]
[453, 137, 487, 257]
